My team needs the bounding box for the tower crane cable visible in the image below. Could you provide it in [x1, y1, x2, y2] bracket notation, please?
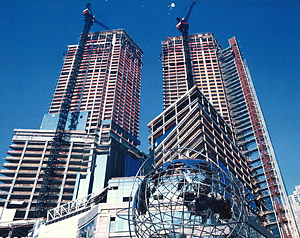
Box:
[90, 5, 103, 18]
[90, 5, 110, 25]
[89, 5, 111, 30]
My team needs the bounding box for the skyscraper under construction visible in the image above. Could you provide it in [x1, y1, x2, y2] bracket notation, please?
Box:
[149, 32, 298, 237]
[0, 29, 144, 222]
[0, 3, 297, 237]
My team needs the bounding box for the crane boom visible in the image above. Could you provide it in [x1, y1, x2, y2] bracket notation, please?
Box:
[33, 4, 94, 218]
[176, 0, 197, 90]
[185, 0, 197, 23]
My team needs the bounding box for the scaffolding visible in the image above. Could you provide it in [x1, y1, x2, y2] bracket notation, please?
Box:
[227, 37, 298, 238]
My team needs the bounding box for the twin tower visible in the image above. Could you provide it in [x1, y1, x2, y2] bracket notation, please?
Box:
[0, 29, 297, 237]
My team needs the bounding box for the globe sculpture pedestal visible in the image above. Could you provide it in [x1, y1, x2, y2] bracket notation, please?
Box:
[131, 150, 248, 238]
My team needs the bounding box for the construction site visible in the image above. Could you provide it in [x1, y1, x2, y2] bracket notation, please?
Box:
[0, 1, 299, 237]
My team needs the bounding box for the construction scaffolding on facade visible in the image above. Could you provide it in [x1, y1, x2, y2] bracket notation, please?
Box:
[219, 37, 298, 237]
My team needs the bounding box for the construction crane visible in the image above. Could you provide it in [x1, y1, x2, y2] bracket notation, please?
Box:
[176, 0, 197, 90]
[70, 5, 110, 130]
[33, 3, 108, 218]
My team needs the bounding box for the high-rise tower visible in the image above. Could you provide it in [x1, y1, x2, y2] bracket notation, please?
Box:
[162, 33, 230, 123]
[42, 29, 144, 198]
[219, 37, 297, 238]
[47, 30, 142, 143]
[0, 30, 144, 222]
[153, 33, 298, 237]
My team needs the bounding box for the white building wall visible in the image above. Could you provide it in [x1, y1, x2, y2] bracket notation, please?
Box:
[289, 185, 300, 231]
[37, 211, 89, 238]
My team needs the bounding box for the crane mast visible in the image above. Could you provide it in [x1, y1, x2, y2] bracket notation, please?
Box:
[33, 4, 94, 218]
[176, 0, 197, 90]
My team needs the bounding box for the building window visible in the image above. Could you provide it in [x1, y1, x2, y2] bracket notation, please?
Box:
[109, 217, 129, 232]
[123, 197, 132, 202]
[78, 219, 95, 238]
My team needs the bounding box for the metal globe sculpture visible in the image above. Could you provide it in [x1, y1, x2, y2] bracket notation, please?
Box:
[131, 150, 248, 238]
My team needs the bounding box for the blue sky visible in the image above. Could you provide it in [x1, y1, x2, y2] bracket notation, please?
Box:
[0, 0, 299, 195]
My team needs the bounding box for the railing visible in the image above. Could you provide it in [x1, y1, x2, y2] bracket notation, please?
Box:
[46, 186, 108, 223]
[46, 193, 95, 223]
